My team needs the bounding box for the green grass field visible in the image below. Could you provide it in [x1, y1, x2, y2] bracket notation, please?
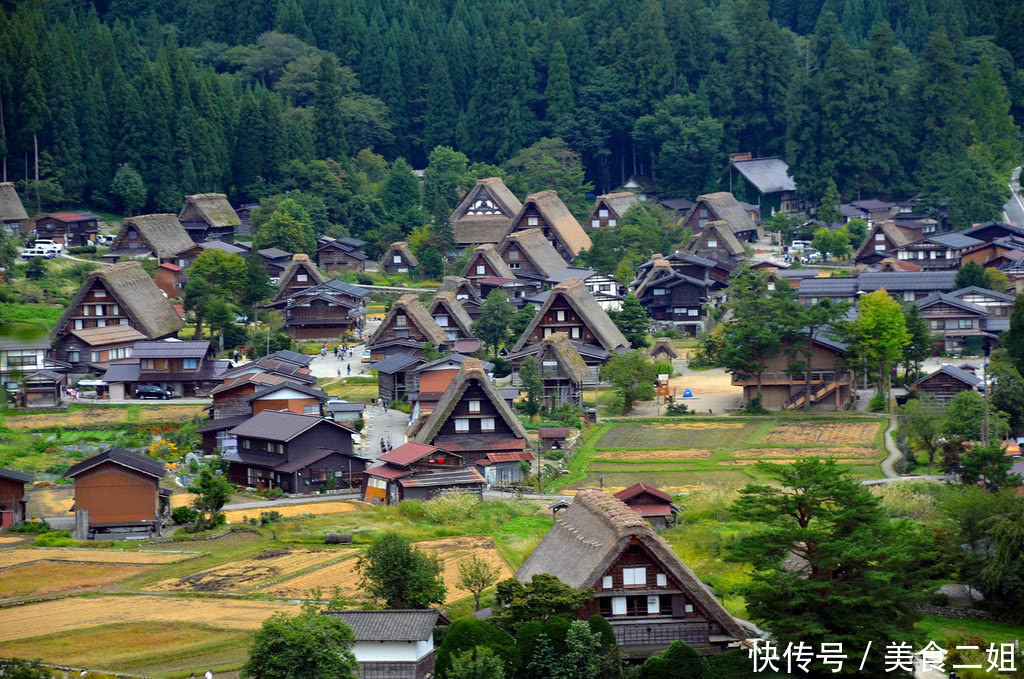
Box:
[0, 303, 64, 327]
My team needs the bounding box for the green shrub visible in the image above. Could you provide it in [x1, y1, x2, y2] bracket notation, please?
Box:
[653, 360, 674, 376]
[67, 245, 97, 254]
[258, 487, 285, 498]
[743, 396, 767, 414]
[666, 401, 689, 416]
[398, 499, 427, 520]
[868, 392, 887, 412]
[9, 519, 51, 534]
[259, 510, 283, 525]
[34, 531, 75, 546]
[171, 506, 199, 525]
[423, 492, 480, 524]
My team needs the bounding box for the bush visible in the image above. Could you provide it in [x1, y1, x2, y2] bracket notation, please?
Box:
[259, 510, 283, 525]
[171, 506, 199, 525]
[423, 492, 480, 524]
[489, 356, 511, 378]
[653, 360, 674, 376]
[398, 499, 427, 520]
[34, 530, 75, 547]
[666, 401, 690, 416]
[351, 419, 366, 433]
[743, 396, 767, 414]
[67, 245, 97, 254]
[9, 519, 51, 534]
[929, 593, 951, 606]
[868, 392, 887, 412]
[258, 487, 285, 499]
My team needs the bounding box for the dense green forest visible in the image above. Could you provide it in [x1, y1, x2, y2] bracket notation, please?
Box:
[0, 0, 1022, 234]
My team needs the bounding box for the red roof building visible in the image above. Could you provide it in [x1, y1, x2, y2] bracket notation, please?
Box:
[614, 482, 679, 530]
[364, 442, 484, 505]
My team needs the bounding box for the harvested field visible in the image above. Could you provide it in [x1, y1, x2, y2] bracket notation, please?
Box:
[5, 409, 126, 429]
[147, 529, 261, 552]
[170, 493, 197, 508]
[568, 469, 753, 494]
[0, 595, 301, 642]
[0, 561, 153, 598]
[762, 421, 880, 445]
[719, 459, 867, 466]
[139, 405, 207, 422]
[147, 549, 343, 592]
[597, 423, 757, 449]
[0, 548, 200, 569]
[0, 536, 27, 545]
[266, 537, 511, 602]
[734, 446, 878, 458]
[222, 499, 363, 524]
[594, 449, 713, 461]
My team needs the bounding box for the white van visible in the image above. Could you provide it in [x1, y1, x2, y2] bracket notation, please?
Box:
[32, 239, 63, 254]
[21, 247, 56, 259]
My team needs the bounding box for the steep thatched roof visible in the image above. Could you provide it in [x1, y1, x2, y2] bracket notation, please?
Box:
[367, 294, 447, 346]
[540, 332, 589, 382]
[55, 262, 185, 339]
[499, 228, 568, 278]
[692, 192, 758, 235]
[276, 254, 326, 296]
[592, 192, 638, 220]
[463, 244, 515, 279]
[649, 337, 680, 359]
[517, 489, 746, 640]
[414, 358, 528, 445]
[508, 191, 592, 257]
[428, 292, 475, 337]
[635, 259, 673, 298]
[451, 178, 523, 246]
[691, 220, 744, 257]
[121, 214, 196, 259]
[511, 278, 629, 352]
[180, 193, 240, 228]
[382, 241, 419, 267]
[854, 221, 920, 260]
[0, 182, 28, 221]
[438, 276, 481, 302]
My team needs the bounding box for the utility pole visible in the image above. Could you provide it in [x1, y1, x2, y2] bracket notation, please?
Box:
[982, 345, 991, 442]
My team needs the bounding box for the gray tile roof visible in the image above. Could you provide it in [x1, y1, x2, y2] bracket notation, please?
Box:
[732, 157, 796, 193]
[924, 233, 984, 249]
[229, 411, 351, 442]
[0, 467, 32, 483]
[66, 448, 167, 479]
[948, 286, 1016, 303]
[264, 350, 314, 366]
[916, 293, 988, 315]
[132, 340, 210, 359]
[370, 354, 424, 374]
[797, 278, 859, 296]
[858, 271, 957, 292]
[322, 610, 440, 641]
[913, 365, 982, 388]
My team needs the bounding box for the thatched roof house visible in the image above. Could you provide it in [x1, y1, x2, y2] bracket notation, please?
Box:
[462, 243, 516, 280]
[450, 177, 523, 250]
[107, 214, 197, 261]
[649, 337, 680, 360]
[381, 241, 419, 273]
[589, 192, 638, 229]
[511, 278, 629, 353]
[497, 228, 569, 279]
[427, 292, 475, 339]
[367, 294, 448, 348]
[0, 182, 29, 233]
[275, 254, 326, 300]
[506, 190, 591, 262]
[178, 193, 240, 242]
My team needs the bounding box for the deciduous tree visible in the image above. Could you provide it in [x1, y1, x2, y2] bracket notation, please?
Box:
[242, 608, 358, 679]
[356, 532, 446, 609]
[472, 290, 514, 357]
[110, 163, 145, 216]
[854, 290, 909, 409]
[491, 574, 593, 635]
[456, 554, 502, 612]
[901, 394, 945, 465]
[600, 349, 657, 414]
[519, 355, 544, 420]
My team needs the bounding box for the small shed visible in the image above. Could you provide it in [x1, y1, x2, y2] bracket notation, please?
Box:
[321, 609, 447, 679]
[911, 365, 982, 405]
[325, 400, 365, 423]
[475, 451, 534, 486]
[66, 448, 170, 539]
[613, 482, 679, 531]
[21, 370, 65, 407]
[538, 427, 571, 453]
[649, 338, 680, 360]
[0, 467, 31, 529]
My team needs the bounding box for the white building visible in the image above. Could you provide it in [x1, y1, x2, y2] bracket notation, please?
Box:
[323, 609, 446, 679]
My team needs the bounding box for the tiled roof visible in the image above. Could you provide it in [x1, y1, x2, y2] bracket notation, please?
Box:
[369, 354, 423, 374]
[731, 157, 796, 193]
[615, 482, 672, 503]
[913, 364, 982, 388]
[229, 411, 352, 442]
[398, 467, 485, 488]
[132, 340, 210, 359]
[322, 610, 442, 641]
[376, 442, 444, 467]
[66, 448, 166, 479]
[0, 467, 32, 483]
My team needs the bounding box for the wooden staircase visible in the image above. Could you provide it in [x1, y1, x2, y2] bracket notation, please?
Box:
[783, 375, 839, 410]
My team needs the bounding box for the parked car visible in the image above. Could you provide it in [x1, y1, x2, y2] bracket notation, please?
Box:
[135, 385, 174, 400]
[21, 247, 57, 259]
[96, 233, 116, 246]
[361, 349, 372, 363]
[32, 239, 63, 253]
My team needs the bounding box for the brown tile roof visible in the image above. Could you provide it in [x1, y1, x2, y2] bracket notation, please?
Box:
[462, 244, 515, 280]
[381, 241, 419, 267]
[517, 489, 746, 639]
[0, 182, 28, 221]
[121, 214, 197, 259]
[180, 193, 240, 228]
[451, 178, 524, 245]
[376, 442, 444, 467]
[498, 228, 568, 278]
[367, 294, 448, 346]
[210, 372, 288, 395]
[509, 191, 592, 256]
[427, 292, 475, 337]
[69, 325, 147, 346]
[511, 278, 629, 352]
[691, 192, 758, 235]
[414, 358, 528, 446]
[615, 481, 673, 503]
[55, 262, 186, 339]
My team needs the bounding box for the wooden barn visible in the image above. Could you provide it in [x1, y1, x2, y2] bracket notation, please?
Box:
[910, 365, 982, 404]
[267, 278, 369, 341]
[275, 254, 326, 301]
[178, 193, 240, 243]
[437, 276, 482, 319]
[634, 259, 712, 336]
[614, 483, 679, 531]
[66, 448, 171, 540]
[0, 467, 31, 529]
[686, 220, 745, 263]
[680, 192, 761, 242]
[317, 237, 369, 274]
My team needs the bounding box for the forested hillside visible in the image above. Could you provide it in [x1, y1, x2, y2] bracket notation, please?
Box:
[0, 0, 1021, 229]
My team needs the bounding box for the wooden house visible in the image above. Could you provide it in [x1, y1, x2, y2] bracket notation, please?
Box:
[509, 332, 588, 408]
[258, 247, 294, 277]
[0, 467, 31, 528]
[366, 294, 448, 361]
[889, 233, 984, 270]
[538, 427, 570, 454]
[381, 242, 419, 275]
[847, 199, 896, 223]
[407, 354, 493, 423]
[517, 489, 745, 654]
[0, 182, 29, 235]
[461, 244, 517, 298]
[916, 292, 993, 353]
[18, 369, 64, 407]
[910, 365, 982, 404]
[437, 276, 483, 320]
[853, 221, 920, 266]
[686, 220, 745, 263]
[0, 335, 65, 388]
[960, 236, 1024, 269]
[635, 252, 731, 290]
[275, 254, 326, 301]
[55, 325, 145, 375]
[730, 156, 799, 215]
[318, 237, 369, 274]
[589, 192, 638, 230]
[267, 278, 369, 341]
[857, 271, 958, 303]
[615, 175, 657, 201]
[504, 190, 591, 264]
[370, 353, 424, 402]
[101, 340, 230, 399]
[450, 177, 523, 254]
[178, 193, 240, 243]
[364, 442, 485, 505]
[649, 338, 680, 360]
[948, 286, 1014, 317]
[220, 356, 317, 385]
[236, 203, 258, 235]
[680, 192, 761, 241]
[427, 292, 475, 342]
[66, 448, 171, 540]
[226, 410, 365, 492]
[497, 228, 569, 293]
[475, 451, 534, 486]
[210, 372, 292, 419]
[614, 483, 679, 531]
[154, 262, 185, 298]
[53, 263, 185, 371]
[102, 214, 199, 265]
[731, 334, 852, 410]
[796, 277, 860, 306]
[634, 259, 711, 336]
[33, 212, 100, 247]
[961, 221, 1024, 245]
[321, 609, 446, 679]
[412, 358, 529, 463]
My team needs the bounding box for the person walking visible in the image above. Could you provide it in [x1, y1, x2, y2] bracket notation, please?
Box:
[347, 363, 351, 376]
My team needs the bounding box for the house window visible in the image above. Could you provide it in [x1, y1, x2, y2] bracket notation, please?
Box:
[508, 250, 520, 261]
[608, 219, 617, 226]
[542, 360, 557, 371]
[242, 438, 251, 449]
[611, 597, 626, 616]
[647, 596, 660, 614]
[447, 329, 458, 340]
[297, 273, 308, 282]
[509, 262, 520, 269]
[91, 351, 101, 362]
[623, 567, 646, 587]
[903, 291, 914, 301]
[455, 418, 469, 432]
[528, 216, 538, 226]
[94, 304, 104, 315]
[874, 244, 885, 251]
[481, 417, 495, 431]
[68, 350, 79, 363]
[435, 315, 449, 327]
[918, 251, 926, 259]
[699, 209, 708, 218]
[119, 318, 129, 325]
[395, 314, 407, 328]
[656, 573, 667, 587]
[183, 358, 198, 370]
[469, 399, 480, 413]
[310, 468, 327, 482]
[368, 477, 387, 490]
[875, 232, 885, 241]
[599, 209, 609, 217]
[767, 282, 776, 291]
[688, 308, 699, 316]
[556, 310, 565, 321]
[684, 604, 694, 613]
[94, 289, 106, 298]
[570, 327, 580, 339]
[476, 265, 485, 275]
[543, 327, 553, 338]
[74, 319, 84, 330]
[96, 319, 106, 328]
[707, 239, 717, 248]
[393, 255, 402, 264]
[958, 319, 973, 329]
[591, 219, 600, 227]
[602, 575, 613, 589]
[599, 284, 610, 292]
[111, 304, 119, 315]
[929, 320, 941, 330]
[304, 405, 319, 415]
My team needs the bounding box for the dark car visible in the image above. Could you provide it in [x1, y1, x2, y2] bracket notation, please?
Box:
[135, 385, 173, 400]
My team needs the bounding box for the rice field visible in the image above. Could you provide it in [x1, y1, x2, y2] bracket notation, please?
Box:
[5, 408, 127, 430]
[147, 549, 345, 593]
[0, 595, 300, 642]
[0, 561, 154, 598]
[222, 499, 364, 524]
[0, 548, 201, 569]
[596, 422, 756, 449]
[138, 406, 207, 422]
[761, 421, 880, 445]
